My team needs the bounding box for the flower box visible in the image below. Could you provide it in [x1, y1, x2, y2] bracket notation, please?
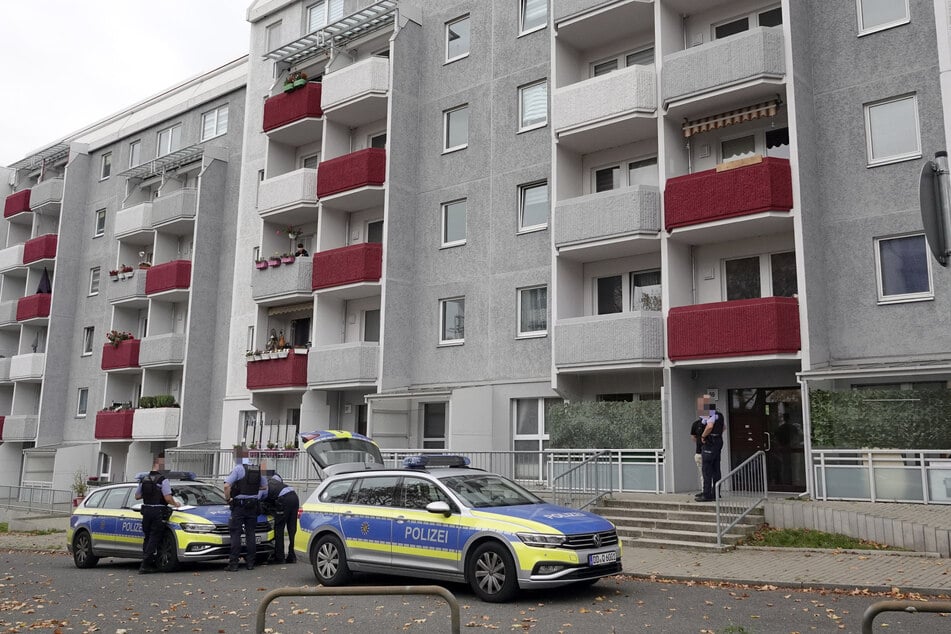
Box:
[268, 258, 281, 267]
[281, 255, 296, 264]
[255, 261, 268, 270]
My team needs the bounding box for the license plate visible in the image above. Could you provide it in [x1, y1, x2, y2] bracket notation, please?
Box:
[588, 551, 617, 566]
[256, 534, 266, 544]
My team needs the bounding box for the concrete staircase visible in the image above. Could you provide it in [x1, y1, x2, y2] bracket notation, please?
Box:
[591, 496, 766, 552]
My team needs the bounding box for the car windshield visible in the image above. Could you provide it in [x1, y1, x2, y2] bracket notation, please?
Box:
[438, 474, 543, 508]
[170, 483, 228, 506]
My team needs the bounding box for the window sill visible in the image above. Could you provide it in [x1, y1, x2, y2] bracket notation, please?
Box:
[440, 241, 466, 249]
[517, 25, 547, 38]
[437, 340, 464, 348]
[444, 53, 469, 65]
[200, 131, 226, 143]
[876, 295, 934, 306]
[517, 122, 548, 135]
[516, 332, 547, 340]
[867, 152, 921, 168]
[517, 224, 547, 235]
[443, 145, 468, 155]
[858, 18, 910, 37]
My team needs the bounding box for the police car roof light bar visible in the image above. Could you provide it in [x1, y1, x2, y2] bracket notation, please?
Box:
[134, 470, 199, 481]
[402, 455, 470, 469]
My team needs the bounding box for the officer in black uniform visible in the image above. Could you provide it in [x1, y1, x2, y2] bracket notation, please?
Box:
[696, 404, 726, 502]
[223, 459, 266, 571]
[134, 458, 181, 574]
[264, 473, 300, 564]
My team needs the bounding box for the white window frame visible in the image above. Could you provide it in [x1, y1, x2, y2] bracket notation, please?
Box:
[200, 104, 229, 141]
[518, 181, 549, 233]
[422, 402, 448, 449]
[517, 285, 548, 338]
[89, 267, 101, 296]
[864, 94, 921, 167]
[589, 45, 655, 77]
[711, 5, 782, 40]
[591, 155, 658, 193]
[77, 388, 89, 417]
[265, 20, 282, 51]
[593, 269, 664, 314]
[873, 233, 934, 304]
[856, 0, 910, 36]
[156, 123, 182, 158]
[518, 80, 548, 133]
[441, 198, 467, 248]
[307, 0, 342, 31]
[128, 140, 141, 168]
[439, 296, 466, 345]
[445, 14, 470, 63]
[721, 251, 797, 300]
[369, 131, 387, 149]
[94, 209, 106, 237]
[719, 132, 758, 163]
[82, 326, 95, 356]
[443, 105, 469, 153]
[519, 0, 547, 36]
[100, 153, 111, 180]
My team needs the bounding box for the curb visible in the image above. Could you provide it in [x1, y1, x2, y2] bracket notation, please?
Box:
[623, 572, 951, 596]
[735, 545, 943, 558]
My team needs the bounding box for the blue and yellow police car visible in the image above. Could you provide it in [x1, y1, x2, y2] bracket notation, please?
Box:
[294, 431, 622, 602]
[67, 472, 275, 571]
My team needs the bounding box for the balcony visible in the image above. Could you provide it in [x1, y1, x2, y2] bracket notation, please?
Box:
[151, 188, 197, 232]
[321, 57, 389, 128]
[108, 272, 147, 306]
[664, 157, 793, 240]
[139, 333, 186, 368]
[132, 407, 181, 440]
[1, 415, 37, 441]
[101, 339, 140, 371]
[10, 353, 46, 381]
[0, 244, 24, 273]
[663, 27, 785, 112]
[554, 187, 661, 261]
[251, 257, 314, 305]
[667, 297, 801, 361]
[0, 357, 10, 383]
[553, 65, 657, 154]
[309, 342, 379, 388]
[246, 349, 308, 390]
[257, 168, 318, 221]
[3, 189, 31, 221]
[16, 294, 51, 322]
[95, 410, 134, 440]
[554, 313, 664, 371]
[115, 201, 154, 239]
[0, 300, 18, 328]
[316, 148, 386, 211]
[145, 260, 192, 296]
[263, 82, 324, 146]
[23, 234, 57, 264]
[29, 178, 64, 215]
[312, 243, 382, 299]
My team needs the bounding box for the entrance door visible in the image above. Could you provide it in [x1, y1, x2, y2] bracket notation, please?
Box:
[728, 387, 805, 492]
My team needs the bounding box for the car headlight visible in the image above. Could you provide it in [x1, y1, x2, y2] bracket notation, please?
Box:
[180, 523, 216, 533]
[517, 532, 566, 548]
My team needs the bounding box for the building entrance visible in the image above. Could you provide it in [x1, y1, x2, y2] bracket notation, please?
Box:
[728, 387, 806, 492]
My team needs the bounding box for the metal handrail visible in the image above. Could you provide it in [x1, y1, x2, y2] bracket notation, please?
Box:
[862, 600, 951, 633]
[715, 450, 767, 547]
[551, 450, 614, 509]
[0, 484, 74, 515]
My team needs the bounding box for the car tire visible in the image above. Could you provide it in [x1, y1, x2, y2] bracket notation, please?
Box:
[155, 530, 179, 572]
[467, 541, 518, 603]
[311, 534, 351, 586]
[72, 531, 100, 569]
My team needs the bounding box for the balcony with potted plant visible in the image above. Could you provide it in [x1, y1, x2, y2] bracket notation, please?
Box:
[101, 330, 140, 371]
[3, 189, 31, 222]
[108, 266, 148, 305]
[251, 252, 314, 305]
[316, 148, 386, 211]
[246, 344, 308, 390]
[131, 394, 181, 440]
[95, 403, 135, 440]
[263, 73, 323, 146]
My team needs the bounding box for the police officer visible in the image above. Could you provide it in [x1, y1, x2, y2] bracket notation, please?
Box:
[134, 457, 180, 574]
[696, 404, 726, 502]
[265, 472, 300, 564]
[223, 458, 266, 571]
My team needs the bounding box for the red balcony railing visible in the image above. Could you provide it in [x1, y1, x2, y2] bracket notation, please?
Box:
[246, 350, 308, 389]
[0, 416, 4, 440]
[101, 339, 141, 370]
[95, 410, 134, 440]
[145, 260, 192, 294]
[312, 243, 382, 290]
[667, 297, 800, 361]
[16, 293, 51, 321]
[263, 82, 323, 132]
[316, 148, 386, 198]
[3, 189, 31, 218]
[664, 157, 793, 231]
[23, 234, 58, 263]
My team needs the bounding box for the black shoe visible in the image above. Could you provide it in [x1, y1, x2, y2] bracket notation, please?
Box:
[273, 557, 286, 565]
[285, 556, 296, 564]
[246, 563, 254, 571]
[138, 565, 157, 575]
[225, 563, 240, 572]
[695, 495, 715, 502]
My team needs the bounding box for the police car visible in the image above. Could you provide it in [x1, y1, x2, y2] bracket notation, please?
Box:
[293, 431, 622, 602]
[67, 472, 275, 571]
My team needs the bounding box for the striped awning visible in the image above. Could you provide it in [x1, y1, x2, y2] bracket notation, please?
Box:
[682, 99, 781, 138]
[267, 302, 312, 316]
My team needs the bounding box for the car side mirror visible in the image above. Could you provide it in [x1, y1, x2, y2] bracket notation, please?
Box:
[131, 502, 143, 512]
[426, 501, 452, 517]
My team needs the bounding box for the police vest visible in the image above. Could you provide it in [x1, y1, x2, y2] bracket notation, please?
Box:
[266, 477, 285, 502]
[141, 473, 166, 505]
[234, 465, 261, 496]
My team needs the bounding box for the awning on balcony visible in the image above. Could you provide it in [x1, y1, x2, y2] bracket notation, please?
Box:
[118, 145, 204, 179]
[268, 302, 312, 316]
[9, 143, 70, 174]
[682, 99, 781, 138]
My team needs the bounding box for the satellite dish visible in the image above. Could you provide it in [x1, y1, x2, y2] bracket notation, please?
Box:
[919, 151, 951, 267]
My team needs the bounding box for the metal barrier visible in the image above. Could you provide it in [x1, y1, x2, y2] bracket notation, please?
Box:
[0, 484, 73, 515]
[813, 449, 951, 504]
[715, 451, 767, 547]
[552, 450, 613, 508]
[862, 600, 951, 633]
[255, 585, 461, 634]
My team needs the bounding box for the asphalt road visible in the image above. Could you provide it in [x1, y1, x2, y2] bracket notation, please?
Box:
[1, 550, 947, 633]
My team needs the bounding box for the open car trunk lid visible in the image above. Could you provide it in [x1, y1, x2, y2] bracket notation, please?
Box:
[300, 430, 385, 477]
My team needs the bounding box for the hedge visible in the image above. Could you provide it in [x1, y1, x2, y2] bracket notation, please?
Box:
[547, 400, 662, 448]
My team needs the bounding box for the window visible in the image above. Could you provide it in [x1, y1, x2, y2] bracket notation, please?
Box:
[399, 476, 452, 510]
[156, 124, 182, 158]
[596, 270, 663, 314]
[367, 220, 384, 243]
[302, 153, 320, 169]
[517, 286, 547, 337]
[857, 0, 909, 35]
[597, 275, 623, 314]
[520, 0, 547, 34]
[370, 132, 387, 148]
[518, 181, 549, 231]
[446, 15, 470, 62]
[714, 6, 782, 39]
[201, 105, 229, 141]
[265, 20, 282, 51]
[594, 156, 657, 192]
[628, 157, 658, 187]
[442, 199, 467, 247]
[82, 327, 95, 356]
[247, 325, 255, 353]
[724, 252, 798, 300]
[512, 398, 558, 479]
[89, 268, 100, 296]
[100, 153, 111, 180]
[77, 388, 89, 417]
[765, 127, 790, 159]
[591, 46, 655, 77]
[631, 270, 662, 311]
[129, 140, 141, 168]
[423, 403, 447, 449]
[364, 309, 381, 342]
[865, 95, 920, 166]
[518, 80, 548, 132]
[440, 297, 465, 344]
[444, 105, 469, 152]
[94, 209, 106, 237]
[308, 0, 343, 31]
[721, 134, 757, 162]
[875, 234, 932, 303]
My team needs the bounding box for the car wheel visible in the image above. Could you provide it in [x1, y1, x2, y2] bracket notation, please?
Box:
[467, 541, 518, 603]
[72, 531, 100, 569]
[155, 530, 179, 572]
[311, 534, 350, 586]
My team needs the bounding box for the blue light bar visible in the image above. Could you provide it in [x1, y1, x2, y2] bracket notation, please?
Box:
[402, 455, 470, 469]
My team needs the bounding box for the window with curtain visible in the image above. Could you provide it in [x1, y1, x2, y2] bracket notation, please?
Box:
[129, 140, 140, 168]
[518, 286, 547, 336]
[308, 0, 342, 31]
[201, 105, 229, 141]
[631, 270, 661, 311]
[520, 0, 547, 34]
[519, 80, 548, 131]
[156, 124, 182, 158]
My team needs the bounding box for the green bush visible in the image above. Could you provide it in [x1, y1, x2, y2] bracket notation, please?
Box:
[137, 396, 156, 409]
[154, 394, 177, 408]
[547, 400, 662, 448]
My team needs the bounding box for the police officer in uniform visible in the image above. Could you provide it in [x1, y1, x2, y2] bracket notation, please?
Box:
[223, 459, 266, 571]
[264, 473, 300, 564]
[696, 404, 726, 502]
[134, 458, 181, 574]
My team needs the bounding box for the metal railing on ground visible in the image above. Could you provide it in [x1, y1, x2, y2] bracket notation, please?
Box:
[715, 450, 767, 547]
[812, 449, 951, 504]
[0, 484, 73, 515]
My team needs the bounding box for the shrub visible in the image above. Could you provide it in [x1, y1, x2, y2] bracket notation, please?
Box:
[137, 396, 156, 409]
[547, 400, 662, 448]
[154, 394, 178, 408]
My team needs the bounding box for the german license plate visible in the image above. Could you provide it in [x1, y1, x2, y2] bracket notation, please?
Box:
[255, 534, 266, 544]
[589, 551, 617, 566]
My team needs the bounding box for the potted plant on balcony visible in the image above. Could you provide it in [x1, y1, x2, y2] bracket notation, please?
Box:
[106, 329, 134, 348]
[278, 225, 302, 241]
[281, 252, 296, 265]
[291, 70, 308, 89]
[283, 74, 295, 93]
[255, 258, 268, 270]
[119, 264, 134, 280]
[72, 469, 88, 507]
[268, 253, 282, 267]
[109, 269, 119, 281]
